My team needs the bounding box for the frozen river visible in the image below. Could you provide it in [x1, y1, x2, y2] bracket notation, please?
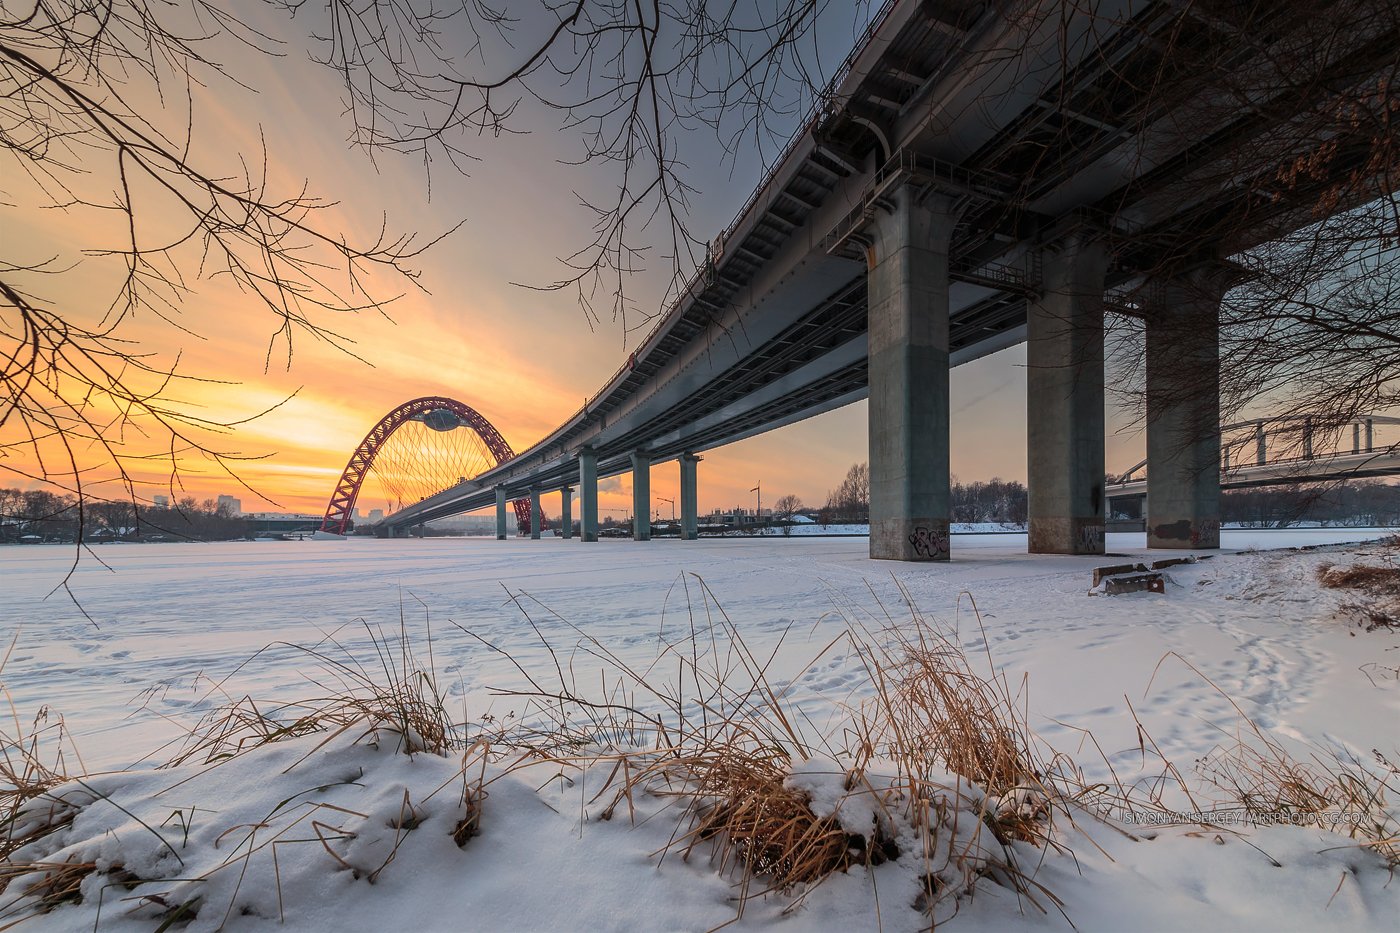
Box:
[0, 528, 1393, 770]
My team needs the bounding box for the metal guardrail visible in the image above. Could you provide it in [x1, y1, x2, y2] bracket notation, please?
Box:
[1108, 415, 1398, 485]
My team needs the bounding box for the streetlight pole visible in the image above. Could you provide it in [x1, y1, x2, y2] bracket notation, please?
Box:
[657, 496, 675, 522]
[750, 482, 760, 530]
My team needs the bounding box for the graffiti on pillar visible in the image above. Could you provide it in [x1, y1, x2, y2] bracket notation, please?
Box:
[908, 526, 950, 559]
[1190, 519, 1221, 546]
[1079, 524, 1105, 550]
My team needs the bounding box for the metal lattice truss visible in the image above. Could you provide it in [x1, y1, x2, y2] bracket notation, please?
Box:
[320, 397, 527, 534]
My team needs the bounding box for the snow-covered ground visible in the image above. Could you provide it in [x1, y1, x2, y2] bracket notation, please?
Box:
[2, 531, 1397, 931]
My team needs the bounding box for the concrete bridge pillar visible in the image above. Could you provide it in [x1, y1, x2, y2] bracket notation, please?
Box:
[866, 186, 958, 561]
[495, 486, 508, 540]
[579, 448, 598, 542]
[1027, 233, 1108, 555]
[560, 486, 573, 539]
[529, 488, 542, 539]
[680, 453, 700, 540]
[631, 451, 651, 541]
[1146, 267, 1227, 549]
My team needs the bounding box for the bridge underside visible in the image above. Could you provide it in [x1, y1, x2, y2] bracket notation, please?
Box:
[375, 0, 1397, 558]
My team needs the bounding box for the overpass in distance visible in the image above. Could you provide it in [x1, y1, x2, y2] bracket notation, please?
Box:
[373, 0, 1398, 559]
[1105, 415, 1400, 532]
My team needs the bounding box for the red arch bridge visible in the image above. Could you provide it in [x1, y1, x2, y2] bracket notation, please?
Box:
[320, 397, 535, 536]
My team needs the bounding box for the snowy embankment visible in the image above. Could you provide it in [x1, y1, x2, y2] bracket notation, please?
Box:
[1, 533, 1397, 931]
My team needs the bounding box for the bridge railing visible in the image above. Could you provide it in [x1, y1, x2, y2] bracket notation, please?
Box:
[1221, 415, 1399, 471]
[716, 0, 902, 253]
[1108, 414, 1399, 486]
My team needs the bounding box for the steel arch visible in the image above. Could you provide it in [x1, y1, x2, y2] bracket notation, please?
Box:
[320, 397, 529, 535]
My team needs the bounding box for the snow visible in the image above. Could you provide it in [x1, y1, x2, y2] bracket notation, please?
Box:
[2, 531, 1397, 931]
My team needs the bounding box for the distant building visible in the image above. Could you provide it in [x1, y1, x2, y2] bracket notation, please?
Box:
[704, 506, 773, 526]
[367, 509, 385, 523]
[216, 495, 242, 515]
[153, 495, 169, 508]
[243, 512, 323, 534]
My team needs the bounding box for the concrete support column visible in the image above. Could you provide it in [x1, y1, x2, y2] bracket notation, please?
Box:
[1146, 268, 1226, 549]
[680, 453, 700, 541]
[866, 187, 958, 561]
[1026, 233, 1108, 554]
[578, 448, 599, 542]
[631, 451, 651, 541]
[560, 487, 573, 539]
[529, 488, 542, 540]
[495, 486, 508, 540]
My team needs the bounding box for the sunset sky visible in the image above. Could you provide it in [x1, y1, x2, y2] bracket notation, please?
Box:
[2, 4, 1155, 523]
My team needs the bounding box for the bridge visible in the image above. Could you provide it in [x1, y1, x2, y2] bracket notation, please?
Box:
[1106, 415, 1400, 533]
[328, 0, 1395, 559]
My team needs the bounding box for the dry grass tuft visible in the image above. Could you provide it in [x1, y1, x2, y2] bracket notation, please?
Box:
[1, 668, 108, 925]
[0, 712, 80, 870]
[168, 616, 457, 767]
[843, 590, 1070, 919]
[1317, 563, 1400, 595]
[450, 743, 489, 849]
[1200, 735, 1400, 867]
[1317, 562, 1400, 630]
[870, 612, 1040, 797]
[482, 578, 1069, 923]
[0, 858, 96, 913]
[686, 755, 863, 890]
[2, 636, 91, 913]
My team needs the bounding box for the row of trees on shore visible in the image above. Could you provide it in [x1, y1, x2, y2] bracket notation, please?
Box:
[810, 463, 1400, 528]
[1223, 481, 1400, 528]
[815, 463, 1031, 526]
[0, 489, 251, 544]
